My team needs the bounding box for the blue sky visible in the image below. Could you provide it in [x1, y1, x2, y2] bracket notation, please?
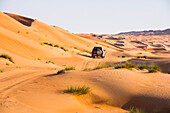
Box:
[0, 0, 170, 34]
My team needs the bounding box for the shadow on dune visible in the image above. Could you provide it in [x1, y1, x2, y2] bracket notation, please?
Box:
[4, 12, 35, 26]
[45, 73, 65, 77]
[122, 95, 170, 113]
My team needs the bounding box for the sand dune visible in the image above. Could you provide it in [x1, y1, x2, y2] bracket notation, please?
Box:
[0, 12, 170, 113]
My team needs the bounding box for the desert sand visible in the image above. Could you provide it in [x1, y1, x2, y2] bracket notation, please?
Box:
[0, 12, 170, 113]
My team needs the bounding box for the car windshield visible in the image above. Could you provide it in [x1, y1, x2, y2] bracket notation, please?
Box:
[93, 47, 102, 51]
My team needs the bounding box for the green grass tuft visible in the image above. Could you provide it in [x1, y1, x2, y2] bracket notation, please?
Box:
[129, 107, 145, 113]
[0, 54, 14, 63]
[43, 42, 53, 46]
[6, 63, 10, 66]
[54, 45, 59, 47]
[0, 69, 4, 73]
[113, 62, 136, 69]
[60, 47, 68, 51]
[137, 64, 148, 70]
[46, 60, 55, 64]
[121, 55, 126, 58]
[137, 56, 148, 59]
[67, 85, 90, 95]
[113, 62, 161, 73]
[148, 64, 161, 73]
[83, 68, 91, 71]
[93, 64, 111, 70]
[57, 66, 75, 74]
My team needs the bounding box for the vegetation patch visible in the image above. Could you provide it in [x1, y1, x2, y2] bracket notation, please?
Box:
[57, 66, 75, 74]
[137, 64, 148, 70]
[0, 54, 14, 63]
[83, 68, 91, 71]
[148, 64, 161, 73]
[67, 85, 90, 95]
[93, 64, 111, 70]
[46, 60, 55, 64]
[60, 47, 68, 51]
[119, 55, 133, 58]
[37, 58, 41, 61]
[6, 63, 10, 66]
[113, 62, 136, 69]
[74, 47, 77, 49]
[54, 44, 59, 47]
[129, 107, 145, 113]
[137, 56, 148, 59]
[121, 55, 126, 58]
[43, 42, 53, 46]
[0, 69, 4, 73]
[152, 53, 159, 56]
[113, 62, 161, 73]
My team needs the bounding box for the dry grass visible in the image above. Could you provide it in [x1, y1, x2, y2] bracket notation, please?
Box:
[67, 85, 90, 95]
[57, 66, 75, 74]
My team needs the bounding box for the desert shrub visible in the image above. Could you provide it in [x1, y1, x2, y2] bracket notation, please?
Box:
[138, 53, 142, 54]
[6, 63, 10, 66]
[48, 43, 53, 46]
[143, 56, 147, 59]
[137, 56, 148, 59]
[129, 107, 145, 113]
[113, 62, 136, 69]
[60, 47, 68, 51]
[57, 66, 75, 74]
[54, 45, 59, 47]
[65, 66, 75, 71]
[67, 85, 90, 95]
[121, 55, 126, 58]
[43, 42, 48, 45]
[17, 31, 20, 33]
[43, 42, 53, 46]
[137, 64, 148, 70]
[125, 62, 136, 69]
[26, 32, 29, 34]
[0, 69, 4, 73]
[114, 63, 126, 69]
[74, 47, 77, 49]
[46, 60, 55, 64]
[0, 54, 14, 63]
[83, 68, 91, 71]
[93, 64, 110, 70]
[37, 58, 41, 61]
[148, 64, 161, 73]
[114, 64, 125, 69]
[152, 53, 159, 55]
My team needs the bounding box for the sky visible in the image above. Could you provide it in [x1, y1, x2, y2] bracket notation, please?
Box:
[0, 0, 170, 34]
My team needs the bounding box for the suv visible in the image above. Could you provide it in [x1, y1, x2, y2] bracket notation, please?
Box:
[92, 47, 105, 58]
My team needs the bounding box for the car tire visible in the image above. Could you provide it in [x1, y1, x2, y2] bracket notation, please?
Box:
[101, 55, 105, 58]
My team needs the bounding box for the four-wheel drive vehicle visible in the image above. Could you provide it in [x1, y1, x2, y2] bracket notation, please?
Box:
[92, 47, 105, 58]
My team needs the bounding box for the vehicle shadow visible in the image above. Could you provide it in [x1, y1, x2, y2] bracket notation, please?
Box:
[77, 53, 92, 58]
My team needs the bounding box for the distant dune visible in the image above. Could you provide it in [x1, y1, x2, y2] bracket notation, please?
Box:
[118, 28, 170, 36]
